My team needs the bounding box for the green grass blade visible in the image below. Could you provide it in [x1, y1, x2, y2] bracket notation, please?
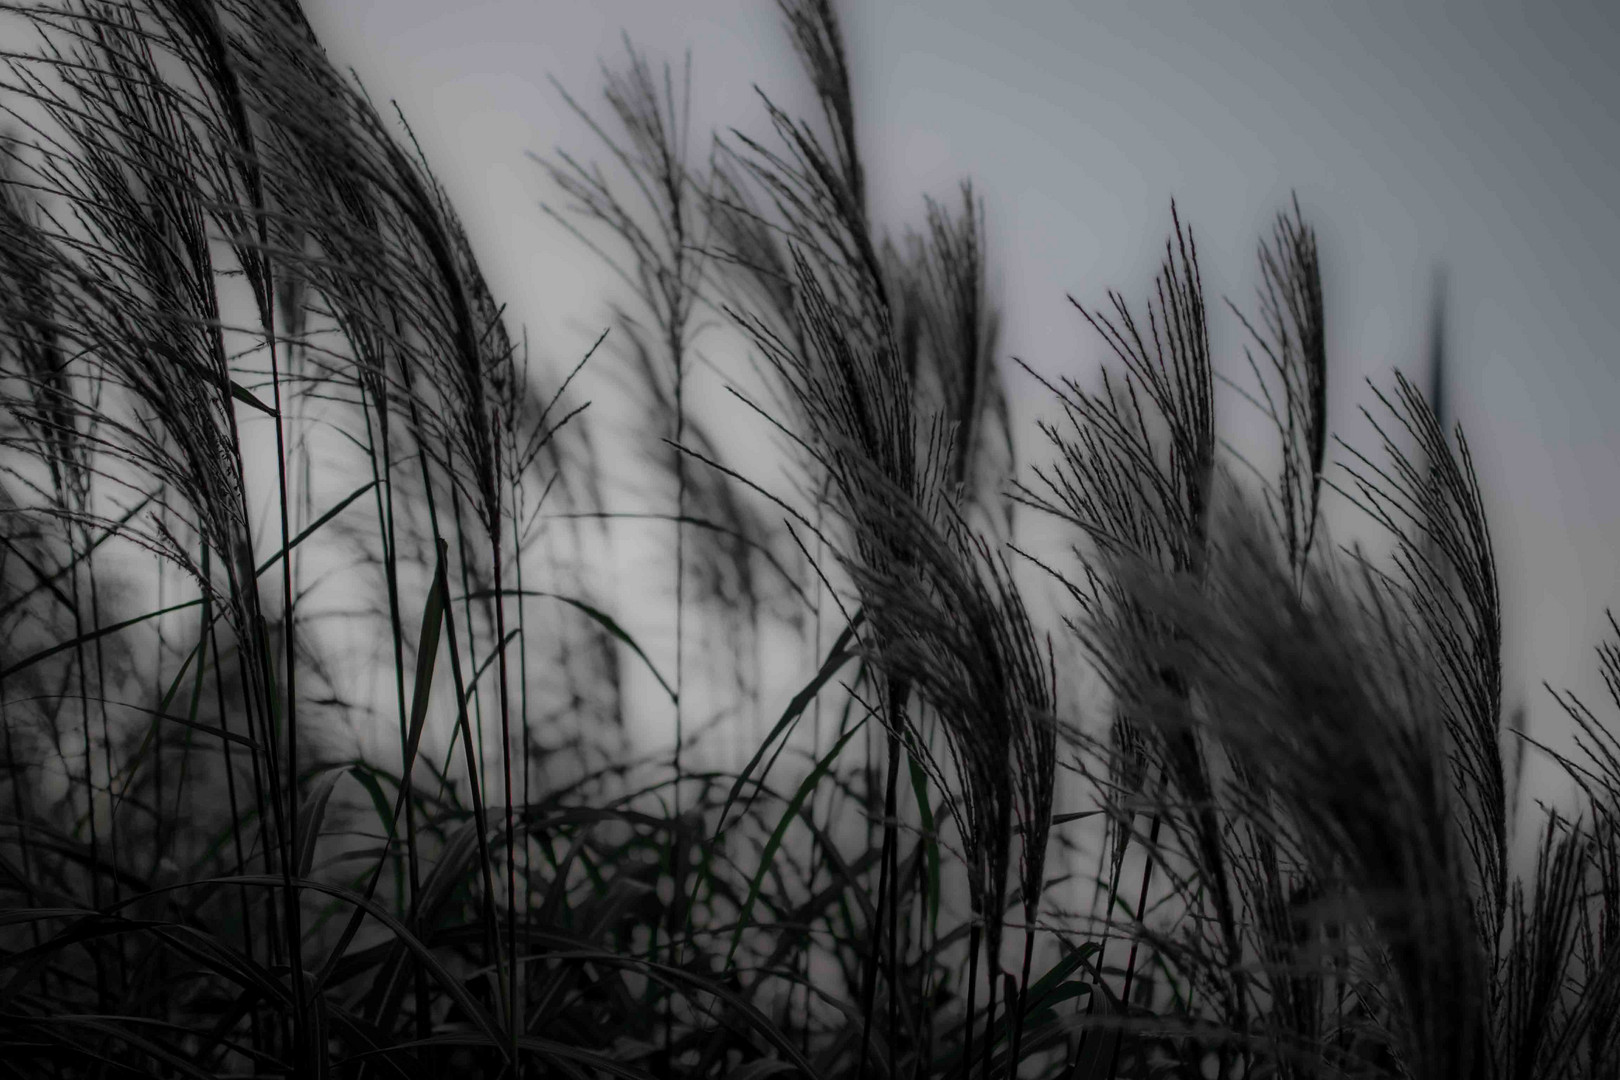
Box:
[312, 541, 448, 992]
[341, 1033, 650, 1079]
[1, 598, 204, 682]
[718, 614, 863, 837]
[906, 752, 941, 936]
[348, 765, 397, 842]
[255, 480, 380, 577]
[230, 379, 279, 418]
[727, 715, 867, 966]
[403, 539, 451, 784]
[295, 767, 347, 880]
[0, 494, 152, 619]
[464, 588, 676, 703]
[222, 874, 510, 1062]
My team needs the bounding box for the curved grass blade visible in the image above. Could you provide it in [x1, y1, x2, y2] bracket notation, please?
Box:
[465, 588, 676, 703]
[907, 751, 941, 934]
[727, 715, 867, 965]
[313, 539, 449, 993]
[719, 614, 863, 837]
[255, 480, 380, 576]
[207, 874, 510, 1060]
[295, 767, 347, 880]
[1, 598, 205, 682]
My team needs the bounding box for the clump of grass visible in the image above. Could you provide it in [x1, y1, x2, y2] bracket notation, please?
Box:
[1019, 195, 1620, 1079]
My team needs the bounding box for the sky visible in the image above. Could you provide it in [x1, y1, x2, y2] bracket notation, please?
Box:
[304, 1, 1620, 792]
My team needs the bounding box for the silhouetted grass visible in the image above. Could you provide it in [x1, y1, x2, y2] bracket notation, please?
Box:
[0, 2, 1615, 1078]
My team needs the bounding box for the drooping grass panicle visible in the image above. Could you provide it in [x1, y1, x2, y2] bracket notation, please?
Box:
[898, 181, 1013, 526]
[1013, 207, 1218, 700]
[537, 38, 798, 750]
[1226, 193, 1328, 583]
[1333, 368, 1507, 948]
[0, 11, 258, 615]
[1095, 489, 1492, 1077]
[1015, 208, 1236, 1044]
[538, 38, 705, 363]
[766, 0, 883, 307]
[837, 445, 1058, 1075]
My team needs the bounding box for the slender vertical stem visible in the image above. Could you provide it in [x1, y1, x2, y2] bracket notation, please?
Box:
[86, 535, 122, 995]
[666, 318, 686, 1071]
[66, 528, 106, 1011]
[1104, 807, 1164, 1080]
[672, 331, 685, 823]
[258, 279, 309, 1066]
[202, 547, 263, 1055]
[362, 389, 430, 1042]
[438, 537, 509, 1051]
[980, 939, 1001, 1080]
[511, 419, 534, 1013]
[490, 412, 519, 1049]
[857, 794, 894, 1080]
[857, 678, 908, 1080]
[885, 726, 903, 1078]
[963, 919, 982, 1080]
[1008, 926, 1037, 1079]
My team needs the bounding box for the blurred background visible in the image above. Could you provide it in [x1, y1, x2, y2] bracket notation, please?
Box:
[306, 0, 1620, 806]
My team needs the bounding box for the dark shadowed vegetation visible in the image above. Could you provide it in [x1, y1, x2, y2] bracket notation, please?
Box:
[1, 1, 1616, 1077]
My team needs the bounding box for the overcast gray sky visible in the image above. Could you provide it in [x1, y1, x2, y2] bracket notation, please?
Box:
[306, 1, 1620, 786]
